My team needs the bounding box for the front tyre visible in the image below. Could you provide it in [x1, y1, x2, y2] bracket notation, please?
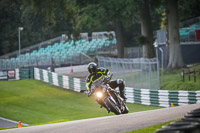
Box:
[122, 105, 129, 114]
[104, 98, 121, 115]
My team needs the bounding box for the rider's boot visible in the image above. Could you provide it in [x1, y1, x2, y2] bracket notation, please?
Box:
[118, 80, 127, 100]
[120, 94, 127, 100]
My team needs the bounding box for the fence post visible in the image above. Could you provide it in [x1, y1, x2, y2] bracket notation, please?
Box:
[155, 46, 160, 90]
[140, 58, 143, 88]
[159, 47, 164, 82]
[188, 70, 190, 81]
[194, 69, 196, 82]
[182, 69, 185, 81]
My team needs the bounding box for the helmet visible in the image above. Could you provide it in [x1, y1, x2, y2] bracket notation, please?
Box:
[88, 62, 97, 74]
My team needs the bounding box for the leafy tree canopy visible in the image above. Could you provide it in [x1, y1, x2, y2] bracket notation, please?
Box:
[0, 0, 199, 56]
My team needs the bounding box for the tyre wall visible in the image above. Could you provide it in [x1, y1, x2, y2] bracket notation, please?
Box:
[34, 67, 86, 92]
[125, 87, 200, 107]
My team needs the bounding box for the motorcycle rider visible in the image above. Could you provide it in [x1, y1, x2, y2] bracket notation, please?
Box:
[85, 62, 127, 100]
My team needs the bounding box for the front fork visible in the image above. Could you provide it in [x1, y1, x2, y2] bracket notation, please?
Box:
[110, 91, 125, 111]
[96, 98, 111, 112]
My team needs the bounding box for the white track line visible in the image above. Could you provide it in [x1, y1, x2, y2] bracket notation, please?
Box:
[0, 117, 28, 126]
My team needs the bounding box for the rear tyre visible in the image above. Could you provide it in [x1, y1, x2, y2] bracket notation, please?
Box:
[105, 98, 121, 115]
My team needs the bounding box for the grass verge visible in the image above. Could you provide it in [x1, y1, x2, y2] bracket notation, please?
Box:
[0, 79, 161, 127]
[161, 65, 200, 91]
[126, 119, 180, 133]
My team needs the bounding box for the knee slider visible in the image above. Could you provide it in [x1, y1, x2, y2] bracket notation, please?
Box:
[117, 79, 125, 85]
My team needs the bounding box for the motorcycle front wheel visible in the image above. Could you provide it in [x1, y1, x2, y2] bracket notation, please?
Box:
[104, 98, 121, 115]
[122, 105, 129, 114]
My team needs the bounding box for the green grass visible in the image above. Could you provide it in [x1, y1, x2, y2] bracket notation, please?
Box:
[126, 119, 179, 133]
[161, 65, 200, 91]
[0, 79, 161, 126]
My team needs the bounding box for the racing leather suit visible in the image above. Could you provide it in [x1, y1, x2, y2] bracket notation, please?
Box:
[85, 67, 126, 99]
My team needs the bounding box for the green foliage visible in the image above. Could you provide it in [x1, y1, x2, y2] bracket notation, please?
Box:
[0, 0, 199, 56]
[0, 79, 161, 125]
[75, 0, 137, 32]
[178, 0, 200, 22]
[134, 35, 148, 46]
[0, 0, 22, 55]
[0, 0, 76, 56]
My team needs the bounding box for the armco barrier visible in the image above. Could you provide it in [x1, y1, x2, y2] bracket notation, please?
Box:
[34, 68, 200, 107]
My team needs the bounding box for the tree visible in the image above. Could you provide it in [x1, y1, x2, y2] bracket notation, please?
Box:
[1, 0, 196, 62]
[0, 0, 76, 56]
[75, 0, 135, 58]
[22, 0, 157, 58]
[0, 0, 22, 56]
[21, 3, 74, 46]
[167, 0, 184, 68]
[140, 0, 155, 58]
[178, 0, 200, 22]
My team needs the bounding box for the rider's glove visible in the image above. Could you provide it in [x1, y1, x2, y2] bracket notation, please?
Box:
[88, 89, 94, 97]
[88, 91, 92, 97]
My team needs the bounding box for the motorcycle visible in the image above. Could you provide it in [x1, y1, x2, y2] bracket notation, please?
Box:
[88, 75, 129, 115]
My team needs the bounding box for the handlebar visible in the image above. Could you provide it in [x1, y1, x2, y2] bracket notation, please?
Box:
[89, 73, 113, 96]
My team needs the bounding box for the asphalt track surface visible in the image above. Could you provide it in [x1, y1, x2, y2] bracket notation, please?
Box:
[55, 65, 88, 78]
[0, 117, 28, 128]
[0, 103, 199, 133]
